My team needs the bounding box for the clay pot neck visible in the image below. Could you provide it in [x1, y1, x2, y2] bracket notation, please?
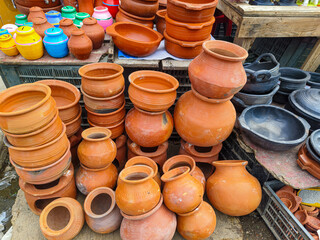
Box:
[161, 166, 190, 183]
[212, 160, 248, 174]
[85, 188, 116, 218]
[119, 165, 154, 184]
[135, 106, 166, 115]
[191, 85, 233, 104]
[125, 156, 158, 178]
[81, 127, 112, 142]
[163, 155, 196, 173]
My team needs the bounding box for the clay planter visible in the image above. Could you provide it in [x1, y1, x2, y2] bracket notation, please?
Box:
[81, 17, 105, 49]
[106, 22, 163, 57]
[28, 7, 46, 22]
[68, 29, 93, 60]
[77, 127, 117, 169]
[125, 107, 173, 148]
[128, 70, 179, 112]
[167, 0, 218, 23]
[76, 163, 118, 195]
[116, 7, 155, 29]
[120, 0, 159, 17]
[59, 19, 78, 38]
[276, 191, 302, 213]
[177, 201, 216, 240]
[174, 88, 236, 147]
[84, 187, 122, 234]
[127, 138, 168, 167]
[155, 10, 166, 34]
[79, 62, 125, 98]
[88, 118, 125, 139]
[20, 164, 76, 215]
[65, 107, 82, 137]
[115, 165, 161, 216]
[206, 160, 262, 216]
[15, 0, 61, 8]
[0, 83, 56, 134]
[39, 197, 84, 240]
[86, 103, 126, 126]
[114, 135, 127, 171]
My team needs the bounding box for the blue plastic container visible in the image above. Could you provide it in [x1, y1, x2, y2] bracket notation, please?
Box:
[23, 22, 33, 27]
[0, 29, 9, 37]
[43, 28, 69, 58]
[45, 11, 63, 27]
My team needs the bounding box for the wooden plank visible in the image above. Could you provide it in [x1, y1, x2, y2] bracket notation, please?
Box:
[161, 59, 190, 70]
[301, 38, 320, 71]
[217, 0, 243, 26]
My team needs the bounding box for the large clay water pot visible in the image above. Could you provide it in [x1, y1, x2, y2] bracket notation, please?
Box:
[174, 88, 236, 147]
[206, 160, 262, 216]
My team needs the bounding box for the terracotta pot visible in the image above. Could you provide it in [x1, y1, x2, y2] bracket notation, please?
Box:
[84, 187, 122, 234]
[76, 163, 118, 195]
[297, 144, 320, 179]
[68, 29, 93, 60]
[88, 118, 125, 139]
[116, 7, 154, 29]
[65, 107, 82, 137]
[161, 166, 203, 214]
[15, 3, 63, 15]
[164, 30, 210, 59]
[15, 0, 61, 8]
[8, 124, 69, 168]
[276, 185, 296, 195]
[177, 201, 216, 240]
[20, 164, 76, 215]
[207, 160, 262, 216]
[59, 18, 78, 38]
[276, 191, 302, 213]
[167, 0, 218, 23]
[39, 197, 84, 240]
[62, 0, 78, 9]
[128, 70, 179, 112]
[81, 17, 105, 49]
[115, 165, 161, 216]
[79, 62, 125, 98]
[86, 103, 126, 126]
[77, 127, 117, 169]
[78, 0, 94, 15]
[127, 138, 168, 167]
[120, 0, 159, 17]
[28, 7, 46, 22]
[155, 10, 166, 34]
[69, 127, 82, 167]
[189, 40, 248, 99]
[114, 135, 127, 171]
[0, 83, 56, 134]
[95, 0, 104, 7]
[294, 210, 309, 225]
[281, 198, 292, 209]
[125, 107, 173, 148]
[174, 88, 236, 147]
[125, 156, 161, 187]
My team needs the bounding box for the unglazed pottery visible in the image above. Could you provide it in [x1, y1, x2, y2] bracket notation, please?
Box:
[115, 165, 161, 216]
[68, 28, 93, 60]
[65, 107, 82, 138]
[88, 118, 125, 139]
[78, 0, 94, 15]
[84, 187, 122, 234]
[32, 17, 55, 39]
[86, 103, 125, 126]
[43, 28, 69, 58]
[114, 135, 127, 170]
[276, 191, 302, 213]
[106, 22, 163, 57]
[279, 67, 310, 92]
[128, 70, 179, 112]
[207, 160, 262, 216]
[92, 6, 113, 31]
[0, 34, 19, 56]
[125, 107, 173, 148]
[15, 0, 61, 8]
[297, 144, 320, 180]
[45, 10, 63, 27]
[39, 197, 84, 240]
[241, 70, 280, 94]
[155, 10, 166, 34]
[74, 12, 91, 28]
[61, 6, 77, 20]
[103, 0, 119, 18]
[77, 127, 117, 169]
[59, 18, 78, 38]
[15, 3, 63, 15]
[81, 17, 105, 49]
[28, 7, 46, 22]
[120, 0, 159, 17]
[294, 210, 309, 225]
[69, 127, 83, 167]
[116, 7, 155, 29]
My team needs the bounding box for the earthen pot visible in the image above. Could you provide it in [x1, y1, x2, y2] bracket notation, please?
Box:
[155, 10, 166, 34]
[276, 191, 302, 213]
[15, 3, 63, 15]
[297, 144, 320, 180]
[281, 198, 293, 209]
[77, 127, 117, 169]
[161, 166, 203, 214]
[120, 0, 159, 17]
[69, 127, 82, 167]
[0, 83, 56, 134]
[177, 201, 216, 240]
[167, 0, 218, 23]
[86, 103, 126, 126]
[68, 29, 93, 60]
[81, 17, 105, 49]
[59, 18, 78, 38]
[76, 163, 118, 195]
[28, 7, 46, 22]
[79, 62, 125, 98]
[127, 138, 168, 167]
[305, 216, 320, 233]
[189, 40, 248, 100]
[20, 164, 76, 215]
[88, 118, 125, 139]
[114, 135, 127, 171]
[15, 0, 62, 8]
[206, 160, 262, 216]
[128, 70, 179, 112]
[174, 88, 236, 147]
[294, 210, 309, 225]
[116, 7, 155, 29]
[125, 107, 173, 148]
[115, 165, 161, 216]
[39, 197, 84, 240]
[78, 0, 94, 15]
[84, 187, 122, 234]
[65, 107, 82, 137]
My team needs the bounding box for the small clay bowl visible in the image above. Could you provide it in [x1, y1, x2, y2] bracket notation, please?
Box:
[281, 198, 293, 210]
[276, 191, 302, 213]
[88, 118, 125, 140]
[294, 210, 309, 225]
[155, 10, 166, 35]
[65, 106, 82, 138]
[116, 7, 155, 29]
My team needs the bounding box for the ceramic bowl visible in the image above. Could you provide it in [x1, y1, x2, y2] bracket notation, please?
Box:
[308, 72, 320, 89]
[279, 67, 310, 93]
[238, 105, 310, 151]
[310, 129, 320, 156]
[273, 89, 290, 104]
[231, 97, 272, 113]
[244, 53, 280, 77]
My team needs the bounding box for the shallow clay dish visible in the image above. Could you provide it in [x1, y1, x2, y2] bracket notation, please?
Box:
[116, 7, 154, 29]
[306, 137, 320, 164]
[276, 191, 302, 213]
[297, 144, 320, 180]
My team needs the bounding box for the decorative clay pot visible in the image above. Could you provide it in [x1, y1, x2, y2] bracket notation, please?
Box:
[15, 14, 28, 27]
[61, 6, 77, 20]
[74, 12, 91, 28]
[103, 0, 119, 18]
[155, 10, 166, 34]
[116, 7, 154, 29]
[120, 0, 159, 17]
[59, 18, 78, 38]
[86, 102, 125, 126]
[28, 7, 46, 22]
[45, 10, 63, 27]
[32, 17, 55, 39]
[43, 28, 69, 58]
[81, 17, 105, 49]
[68, 28, 93, 60]
[78, 0, 94, 15]
[92, 6, 113, 31]
[0, 34, 19, 56]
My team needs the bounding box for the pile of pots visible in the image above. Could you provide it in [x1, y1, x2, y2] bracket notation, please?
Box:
[14, 0, 62, 15]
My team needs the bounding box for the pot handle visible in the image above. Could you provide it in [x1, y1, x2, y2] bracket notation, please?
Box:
[106, 24, 118, 39]
[180, 41, 201, 47]
[254, 53, 278, 65]
[245, 69, 272, 83]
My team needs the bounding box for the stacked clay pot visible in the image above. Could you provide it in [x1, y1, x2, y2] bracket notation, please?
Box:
[0, 83, 76, 215]
[164, 0, 217, 59]
[125, 70, 179, 167]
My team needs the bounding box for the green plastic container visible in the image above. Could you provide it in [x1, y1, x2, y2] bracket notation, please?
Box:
[15, 14, 28, 27]
[74, 12, 90, 28]
[61, 6, 77, 20]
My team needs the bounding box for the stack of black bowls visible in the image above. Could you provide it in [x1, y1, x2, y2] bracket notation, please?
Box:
[307, 72, 320, 89]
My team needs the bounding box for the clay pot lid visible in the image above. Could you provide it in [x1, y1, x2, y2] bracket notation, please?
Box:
[70, 28, 85, 36]
[83, 17, 98, 25]
[310, 129, 320, 156]
[29, 6, 43, 12]
[162, 155, 196, 173]
[0, 34, 12, 41]
[168, 0, 218, 10]
[164, 30, 210, 48]
[16, 26, 34, 34]
[118, 6, 155, 21]
[59, 18, 74, 26]
[15, 14, 27, 19]
[45, 10, 61, 17]
[119, 165, 155, 184]
[32, 16, 48, 25]
[61, 6, 76, 12]
[125, 156, 158, 179]
[156, 9, 166, 18]
[76, 12, 91, 20]
[81, 127, 112, 142]
[161, 166, 190, 183]
[294, 210, 309, 225]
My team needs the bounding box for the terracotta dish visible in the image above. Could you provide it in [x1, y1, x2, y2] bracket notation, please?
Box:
[155, 10, 166, 34]
[297, 144, 320, 180]
[276, 191, 302, 213]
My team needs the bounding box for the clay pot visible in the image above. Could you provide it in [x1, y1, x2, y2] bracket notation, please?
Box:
[115, 165, 161, 216]
[15, 3, 63, 15]
[59, 18, 78, 38]
[77, 127, 117, 169]
[294, 210, 309, 225]
[84, 187, 122, 234]
[69, 128, 83, 167]
[128, 70, 179, 112]
[120, 0, 159, 17]
[95, 0, 104, 7]
[276, 191, 302, 213]
[116, 7, 155, 29]
[189, 40, 248, 100]
[114, 135, 127, 170]
[81, 17, 105, 49]
[125, 107, 173, 148]
[28, 7, 46, 22]
[39, 197, 84, 240]
[127, 138, 168, 167]
[20, 164, 76, 215]
[167, 0, 218, 23]
[86, 103, 125, 126]
[281, 198, 292, 209]
[177, 201, 216, 240]
[88, 118, 125, 139]
[103, 0, 120, 18]
[79, 62, 125, 98]
[276, 185, 296, 195]
[297, 144, 320, 180]
[15, 0, 61, 8]
[65, 107, 82, 138]
[76, 163, 118, 195]
[78, 0, 94, 15]
[196, 162, 215, 180]
[305, 216, 320, 233]
[206, 160, 262, 216]
[92, 6, 113, 31]
[155, 10, 166, 34]
[161, 166, 203, 214]
[174, 88, 236, 147]
[68, 29, 93, 60]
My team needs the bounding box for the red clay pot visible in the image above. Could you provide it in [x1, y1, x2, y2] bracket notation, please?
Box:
[59, 18, 78, 38]
[81, 17, 105, 49]
[78, 0, 94, 15]
[276, 191, 302, 213]
[114, 135, 127, 171]
[28, 7, 46, 22]
[32, 17, 55, 39]
[120, 0, 159, 17]
[294, 210, 309, 225]
[16, 0, 61, 8]
[68, 29, 93, 60]
[69, 127, 83, 167]
[65, 106, 82, 138]
[88, 118, 125, 139]
[155, 10, 166, 35]
[297, 144, 320, 180]
[86, 103, 126, 126]
[116, 7, 154, 29]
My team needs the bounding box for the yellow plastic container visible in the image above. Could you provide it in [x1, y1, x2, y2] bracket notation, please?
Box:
[0, 34, 19, 56]
[15, 26, 43, 60]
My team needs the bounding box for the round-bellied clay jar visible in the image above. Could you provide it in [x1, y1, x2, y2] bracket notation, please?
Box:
[59, 18, 78, 38]
[68, 28, 93, 60]
[81, 17, 105, 49]
[32, 17, 55, 39]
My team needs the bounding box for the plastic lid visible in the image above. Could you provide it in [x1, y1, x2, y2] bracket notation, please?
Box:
[76, 12, 90, 20]
[0, 29, 9, 35]
[16, 26, 34, 34]
[15, 14, 27, 19]
[62, 6, 76, 12]
[45, 27, 63, 36]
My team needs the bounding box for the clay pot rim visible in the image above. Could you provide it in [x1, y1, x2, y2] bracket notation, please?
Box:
[164, 30, 210, 48]
[294, 209, 309, 225]
[81, 127, 112, 142]
[78, 62, 124, 80]
[127, 139, 168, 157]
[280, 197, 292, 209]
[298, 144, 318, 167]
[82, 17, 98, 25]
[29, 6, 43, 11]
[165, 15, 215, 29]
[65, 106, 82, 126]
[162, 155, 196, 173]
[80, 162, 112, 172]
[118, 6, 155, 21]
[84, 187, 116, 218]
[177, 200, 204, 216]
[161, 166, 190, 183]
[80, 85, 125, 101]
[212, 160, 248, 167]
[88, 117, 125, 128]
[156, 9, 167, 19]
[125, 156, 158, 179]
[181, 139, 222, 158]
[129, 70, 179, 93]
[59, 18, 74, 26]
[119, 165, 154, 184]
[168, 0, 218, 10]
[305, 215, 320, 230]
[0, 83, 51, 117]
[85, 102, 125, 117]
